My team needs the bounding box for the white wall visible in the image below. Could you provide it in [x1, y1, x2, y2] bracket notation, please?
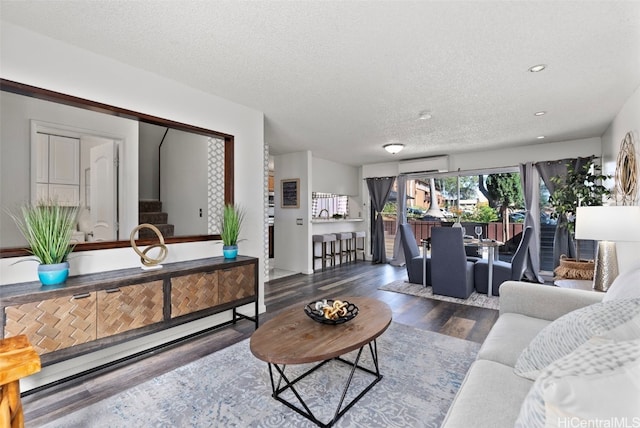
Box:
[312, 156, 359, 195]
[0, 90, 138, 247]
[273, 151, 312, 274]
[161, 131, 208, 236]
[1, 21, 265, 285]
[0, 21, 266, 389]
[601, 83, 640, 272]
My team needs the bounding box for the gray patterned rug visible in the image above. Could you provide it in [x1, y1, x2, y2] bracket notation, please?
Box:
[41, 322, 480, 428]
[380, 280, 500, 311]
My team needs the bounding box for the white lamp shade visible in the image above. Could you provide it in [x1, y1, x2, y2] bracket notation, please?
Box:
[575, 206, 640, 242]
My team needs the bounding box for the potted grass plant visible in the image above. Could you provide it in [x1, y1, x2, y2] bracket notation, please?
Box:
[220, 204, 245, 259]
[7, 201, 79, 285]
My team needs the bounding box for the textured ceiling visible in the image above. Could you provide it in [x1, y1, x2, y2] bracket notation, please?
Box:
[2, 1, 640, 166]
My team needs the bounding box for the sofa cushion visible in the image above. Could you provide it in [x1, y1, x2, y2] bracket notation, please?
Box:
[477, 313, 551, 367]
[603, 264, 640, 301]
[515, 338, 640, 428]
[514, 298, 640, 380]
[441, 359, 533, 428]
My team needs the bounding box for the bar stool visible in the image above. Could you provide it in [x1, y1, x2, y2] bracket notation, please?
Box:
[312, 234, 336, 271]
[336, 232, 353, 265]
[352, 231, 366, 262]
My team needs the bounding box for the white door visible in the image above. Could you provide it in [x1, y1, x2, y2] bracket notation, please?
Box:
[90, 141, 118, 241]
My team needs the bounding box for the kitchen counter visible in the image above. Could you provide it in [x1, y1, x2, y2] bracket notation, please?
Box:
[310, 218, 364, 223]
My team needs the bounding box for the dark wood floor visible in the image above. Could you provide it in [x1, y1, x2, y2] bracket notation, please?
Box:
[22, 262, 498, 426]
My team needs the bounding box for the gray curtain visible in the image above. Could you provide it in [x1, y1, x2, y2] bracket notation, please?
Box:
[519, 162, 544, 283]
[366, 176, 396, 264]
[391, 175, 407, 266]
[535, 156, 593, 269]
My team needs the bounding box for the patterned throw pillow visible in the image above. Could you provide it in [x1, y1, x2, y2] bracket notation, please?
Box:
[515, 338, 640, 428]
[514, 298, 640, 380]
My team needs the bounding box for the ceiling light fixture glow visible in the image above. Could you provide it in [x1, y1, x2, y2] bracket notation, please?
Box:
[534, 111, 547, 116]
[537, 136, 545, 139]
[528, 64, 546, 72]
[384, 143, 405, 154]
[418, 111, 432, 120]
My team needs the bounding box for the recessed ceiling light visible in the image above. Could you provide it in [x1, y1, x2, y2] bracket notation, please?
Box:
[528, 64, 546, 73]
[418, 111, 432, 120]
[534, 111, 546, 116]
[384, 143, 405, 154]
[537, 136, 545, 139]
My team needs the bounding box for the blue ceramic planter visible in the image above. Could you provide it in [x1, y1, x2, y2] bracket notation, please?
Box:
[38, 262, 69, 286]
[223, 245, 238, 259]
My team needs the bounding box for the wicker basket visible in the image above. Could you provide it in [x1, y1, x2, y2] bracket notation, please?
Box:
[554, 255, 595, 280]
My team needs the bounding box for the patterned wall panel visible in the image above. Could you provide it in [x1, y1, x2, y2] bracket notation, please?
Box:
[208, 137, 225, 235]
[171, 272, 219, 318]
[219, 264, 256, 304]
[264, 142, 270, 279]
[96, 281, 164, 339]
[4, 294, 97, 355]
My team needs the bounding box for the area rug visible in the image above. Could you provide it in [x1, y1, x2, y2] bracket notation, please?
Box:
[379, 280, 500, 311]
[40, 322, 480, 428]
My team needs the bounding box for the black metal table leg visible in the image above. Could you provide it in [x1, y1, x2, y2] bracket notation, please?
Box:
[265, 339, 382, 428]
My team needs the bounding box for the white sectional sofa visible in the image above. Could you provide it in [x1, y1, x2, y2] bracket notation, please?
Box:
[441, 281, 605, 428]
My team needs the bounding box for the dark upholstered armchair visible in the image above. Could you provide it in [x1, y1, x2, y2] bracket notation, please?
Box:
[430, 227, 475, 298]
[399, 223, 430, 285]
[474, 226, 534, 296]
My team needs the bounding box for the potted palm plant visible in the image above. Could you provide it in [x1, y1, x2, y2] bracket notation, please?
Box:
[8, 201, 79, 285]
[220, 204, 245, 259]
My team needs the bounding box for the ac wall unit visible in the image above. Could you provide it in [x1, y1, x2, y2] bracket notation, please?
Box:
[398, 155, 449, 174]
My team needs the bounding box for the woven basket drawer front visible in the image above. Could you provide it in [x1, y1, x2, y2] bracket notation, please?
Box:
[97, 281, 164, 339]
[4, 293, 97, 355]
[171, 272, 219, 318]
[219, 264, 255, 304]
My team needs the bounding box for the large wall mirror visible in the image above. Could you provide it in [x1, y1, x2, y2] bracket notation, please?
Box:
[0, 79, 234, 257]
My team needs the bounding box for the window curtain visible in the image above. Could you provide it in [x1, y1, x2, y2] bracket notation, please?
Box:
[535, 156, 593, 269]
[366, 176, 396, 264]
[519, 162, 544, 283]
[391, 175, 407, 266]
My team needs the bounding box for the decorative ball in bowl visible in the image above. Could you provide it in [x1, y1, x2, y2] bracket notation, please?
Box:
[304, 299, 359, 325]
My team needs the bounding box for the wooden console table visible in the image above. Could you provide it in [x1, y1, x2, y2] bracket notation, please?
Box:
[0, 256, 259, 369]
[0, 335, 40, 428]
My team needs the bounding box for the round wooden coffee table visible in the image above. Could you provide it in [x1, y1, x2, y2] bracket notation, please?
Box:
[250, 296, 392, 427]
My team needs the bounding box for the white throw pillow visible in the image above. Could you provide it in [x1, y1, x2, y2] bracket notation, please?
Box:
[515, 337, 640, 428]
[514, 298, 640, 380]
[603, 265, 640, 301]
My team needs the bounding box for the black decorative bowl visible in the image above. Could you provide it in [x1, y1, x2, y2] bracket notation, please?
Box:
[304, 299, 359, 325]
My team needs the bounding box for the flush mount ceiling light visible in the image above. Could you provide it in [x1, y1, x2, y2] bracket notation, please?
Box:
[418, 111, 432, 120]
[537, 135, 545, 139]
[528, 64, 546, 72]
[534, 111, 547, 116]
[384, 143, 405, 154]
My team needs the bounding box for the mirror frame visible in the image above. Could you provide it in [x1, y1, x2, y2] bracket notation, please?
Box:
[0, 78, 234, 258]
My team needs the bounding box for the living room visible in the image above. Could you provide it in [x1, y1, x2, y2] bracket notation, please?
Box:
[1, 2, 639, 427]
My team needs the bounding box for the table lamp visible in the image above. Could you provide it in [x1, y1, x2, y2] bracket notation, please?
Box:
[575, 206, 640, 291]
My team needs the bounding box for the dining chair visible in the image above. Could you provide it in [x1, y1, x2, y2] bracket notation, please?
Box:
[474, 226, 534, 296]
[430, 227, 475, 299]
[399, 223, 431, 285]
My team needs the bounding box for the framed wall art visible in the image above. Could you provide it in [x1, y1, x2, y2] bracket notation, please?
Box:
[281, 178, 300, 208]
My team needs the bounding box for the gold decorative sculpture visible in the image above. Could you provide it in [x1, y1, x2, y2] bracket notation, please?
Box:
[130, 223, 168, 269]
[615, 131, 638, 205]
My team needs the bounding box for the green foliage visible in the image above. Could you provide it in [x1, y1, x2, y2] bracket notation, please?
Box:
[439, 176, 479, 200]
[485, 173, 523, 210]
[220, 204, 245, 246]
[382, 202, 397, 214]
[468, 205, 499, 223]
[7, 201, 78, 264]
[550, 161, 611, 234]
